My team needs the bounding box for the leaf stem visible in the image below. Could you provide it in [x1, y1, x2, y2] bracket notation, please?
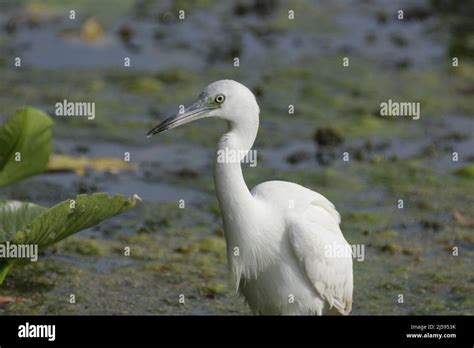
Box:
[0, 262, 13, 285]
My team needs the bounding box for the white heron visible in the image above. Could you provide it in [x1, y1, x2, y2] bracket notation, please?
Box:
[147, 80, 353, 315]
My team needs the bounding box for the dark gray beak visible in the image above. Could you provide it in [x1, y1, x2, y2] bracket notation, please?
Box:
[146, 101, 214, 138]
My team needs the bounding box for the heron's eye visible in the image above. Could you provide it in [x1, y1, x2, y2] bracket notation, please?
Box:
[215, 94, 225, 104]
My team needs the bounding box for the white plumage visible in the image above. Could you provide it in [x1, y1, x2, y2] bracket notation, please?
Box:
[148, 80, 353, 315]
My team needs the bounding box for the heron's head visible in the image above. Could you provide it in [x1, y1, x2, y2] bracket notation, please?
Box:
[146, 79, 259, 137]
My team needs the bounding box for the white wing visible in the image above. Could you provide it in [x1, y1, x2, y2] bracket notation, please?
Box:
[288, 201, 353, 315]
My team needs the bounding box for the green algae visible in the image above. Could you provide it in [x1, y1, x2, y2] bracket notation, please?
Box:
[57, 238, 105, 256]
[455, 164, 474, 178]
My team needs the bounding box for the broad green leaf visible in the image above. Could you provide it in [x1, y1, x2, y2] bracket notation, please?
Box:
[0, 201, 47, 242]
[13, 193, 139, 247]
[0, 107, 53, 186]
[0, 193, 140, 285]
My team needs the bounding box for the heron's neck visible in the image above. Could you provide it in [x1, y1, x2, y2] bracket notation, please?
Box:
[214, 119, 258, 211]
[214, 117, 276, 283]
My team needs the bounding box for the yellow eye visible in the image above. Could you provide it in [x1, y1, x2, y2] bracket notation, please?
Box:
[215, 94, 225, 104]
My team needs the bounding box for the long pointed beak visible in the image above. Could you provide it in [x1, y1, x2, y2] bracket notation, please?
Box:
[146, 101, 214, 138]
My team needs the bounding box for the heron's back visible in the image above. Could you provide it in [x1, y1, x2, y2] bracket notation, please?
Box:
[244, 180, 352, 315]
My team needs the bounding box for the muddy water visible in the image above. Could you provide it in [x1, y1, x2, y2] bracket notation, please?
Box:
[0, 0, 473, 315]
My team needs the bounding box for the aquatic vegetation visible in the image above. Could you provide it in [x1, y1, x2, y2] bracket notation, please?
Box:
[80, 17, 105, 43]
[0, 108, 53, 186]
[0, 193, 139, 284]
[128, 77, 164, 94]
[454, 164, 474, 178]
[0, 107, 138, 285]
[48, 154, 137, 175]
